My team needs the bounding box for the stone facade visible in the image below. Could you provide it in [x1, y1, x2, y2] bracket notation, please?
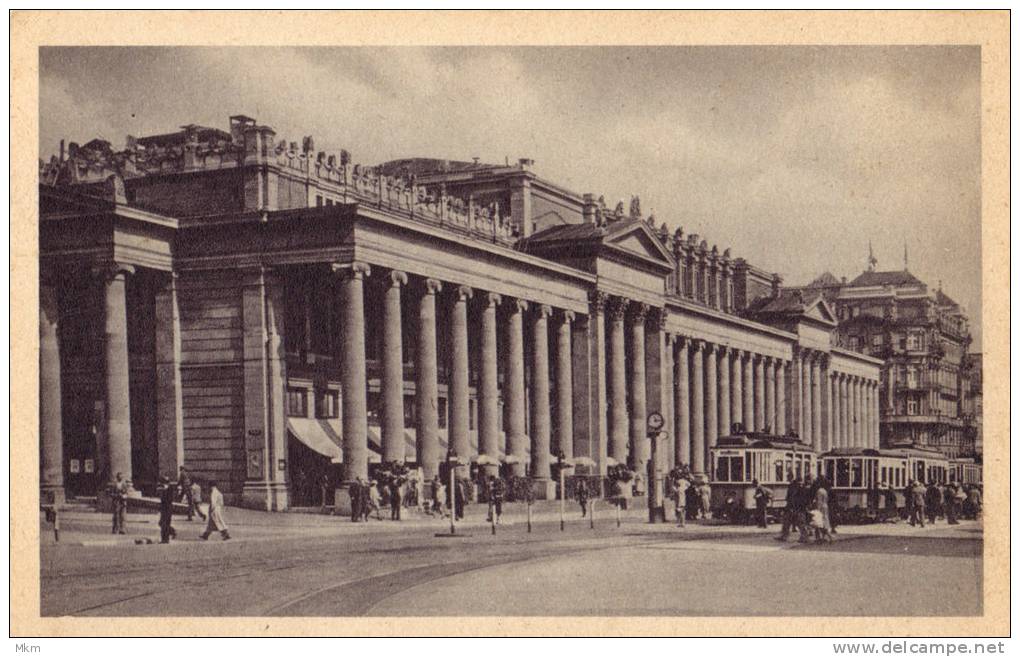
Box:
[791, 268, 979, 459]
[38, 115, 882, 509]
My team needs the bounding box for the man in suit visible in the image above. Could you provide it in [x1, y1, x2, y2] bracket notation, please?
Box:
[157, 475, 177, 544]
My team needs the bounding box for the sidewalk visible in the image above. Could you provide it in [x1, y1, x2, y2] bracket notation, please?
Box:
[40, 501, 981, 547]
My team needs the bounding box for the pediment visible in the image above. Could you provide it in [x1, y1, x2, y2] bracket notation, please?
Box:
[804, 297, 837, 324]
[604, 222, 674, 266]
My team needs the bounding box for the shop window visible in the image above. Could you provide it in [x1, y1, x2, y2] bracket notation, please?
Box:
[286, 387, 308, 418]
[315, 390, 338, 419]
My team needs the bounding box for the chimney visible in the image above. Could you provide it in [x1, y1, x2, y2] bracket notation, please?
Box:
[518, 158, 534, 171]
[771, 273, 782, 298]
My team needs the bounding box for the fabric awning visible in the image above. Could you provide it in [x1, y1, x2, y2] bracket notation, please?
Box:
[287, 418, 343, 464]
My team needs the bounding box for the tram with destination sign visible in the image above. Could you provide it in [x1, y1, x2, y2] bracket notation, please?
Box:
[708, 428, 817, 524]
[949, 458, 982, 486]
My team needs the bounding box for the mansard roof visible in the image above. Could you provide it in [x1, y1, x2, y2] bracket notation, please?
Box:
[747, 288, 837, 325]
[848, 269, 924, 288]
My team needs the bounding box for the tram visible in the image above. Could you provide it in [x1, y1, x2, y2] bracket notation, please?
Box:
[819, 444, 951, 522]
[949, 458, 982, 486]
[708, 429, 817, 523]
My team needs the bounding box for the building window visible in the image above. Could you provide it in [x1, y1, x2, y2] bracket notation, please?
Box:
[286, 387, 308, 418]
[848, 336, 859, 350]
[907, 399, 918, 416]
[906, 366, 918, 388]
[315, 195, 323, 207]
[871, 334, 883, 347]
[315, 390, 338, 419]
[907, 332, 922, 351]
[326, 198, 334, 206]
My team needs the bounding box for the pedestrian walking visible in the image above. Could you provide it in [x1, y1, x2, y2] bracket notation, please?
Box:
[432, 477, 447, 517]
[698, 481, 712, 520]
[882, 483, 899, 523]
[953, 482, 967, 520]
[177, 466, 206, 521]
[753, 479, 772, 528]
[454, 478, 466, 520]
[674, 476, 691, 528]
[909, 480, 927, 527]
[576, 479, 589, 518]
[366, 480, 382, 521]
[925, 482, 941, 525]
[966, 485, 982, 520]
[777, 476, 808, 542]
[157, 475, 177, 544]
[945, 483, 960, 524]
[487, 476, 506, 523]
[109, 472, 129, 535]
[389, 479, 402, 521]
[812, 476, 834, 544]
[199, 481, 231, 541]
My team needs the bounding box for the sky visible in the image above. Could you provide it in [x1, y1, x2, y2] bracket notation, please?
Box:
[39, 46, 982, 347]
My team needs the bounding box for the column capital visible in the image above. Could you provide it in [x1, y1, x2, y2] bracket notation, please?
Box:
[387, 270, 408, 287]
[92, 262, 136, 281]
[482, 292, 502, 308]
[714, 344, 729, 356]
[331, 261, 371, 280]
[509, 297, 528, 313]
[648, 306, 669, 331]
[534, 303, 553, 318]
[689, 338, 706, 353]
[606, 296, 629, 321]
[560, 309, 576, 324]
[454, 285, 474, 301]
[628, 301, 650, 324]
[588, 290, 609, 313]
[422, 278, 443, 295]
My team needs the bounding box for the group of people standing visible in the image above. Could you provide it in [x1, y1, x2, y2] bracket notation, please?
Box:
[904, 479, 981, 527]
[668, 474, 712, 527]
[774, 473, 836, 544]
[348, 476, 409, 522]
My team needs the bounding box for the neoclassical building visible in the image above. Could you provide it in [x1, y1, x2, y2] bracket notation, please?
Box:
[39, 115, 882, 509]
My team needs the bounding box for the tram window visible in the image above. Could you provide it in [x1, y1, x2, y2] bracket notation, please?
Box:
[774, 460, 783, 482]
[716, 457, 730, 482]
[745, 453, 752, 481]
[851, 459, 863, 487]
[825, 460, 835, 482]
[881, 466, 888, 484]
[731, 457, 744, 482]
[836, 459, 850, 487]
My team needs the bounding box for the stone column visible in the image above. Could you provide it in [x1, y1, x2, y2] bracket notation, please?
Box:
[40, 282, 65, 503]
[478, 292, 502, 471]
[790, 351, 802, 438]
[754, 354, 765, 432]
[717, 346, 731, 438]
[731, 350, 743, 430]
[775, 360, 787, 435]
[662, 332, 676, 468]
[449, 285, 473, 464]
[840, 375, 850, 448]
[850, 377, 860, 447]
[415, 279, 442, 481]
[607, 296, 629, 463]
[577, 291, 608, 475]
[101, 264, 135, 483]
[628, 303, 649, 471]
[704, 343, 718, 471]
[506, 298, 528, 477]
[155, 273, 184, 485]
[821, 361, 832, 452]
[801, 353, 812, 444]
[556, 311, 574, 461]
[811, 356, 822, 453]
[690, 340, 705, 474]
[873, 382, 881, 447]
[382, 270, 408, 463]
[765, 357, 776, 434]
[743, 352, 754, 432]
[674, 338, 690, 467]
[530, 304, 553, 494]
[828, 374, 838, 450]
[337, 263, 370, 484]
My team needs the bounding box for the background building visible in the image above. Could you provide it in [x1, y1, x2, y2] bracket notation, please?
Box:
[793, 258, 979, 459]
[39, 115, 882, 509]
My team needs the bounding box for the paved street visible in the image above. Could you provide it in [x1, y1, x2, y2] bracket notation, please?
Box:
[40, 505, 982, 617]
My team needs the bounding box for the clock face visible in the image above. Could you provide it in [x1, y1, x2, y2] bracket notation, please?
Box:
[647, 412, 664, 430]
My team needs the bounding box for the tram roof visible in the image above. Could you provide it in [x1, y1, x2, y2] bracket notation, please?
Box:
[821, 446, 948, 460]
[716, 433, 814, 450]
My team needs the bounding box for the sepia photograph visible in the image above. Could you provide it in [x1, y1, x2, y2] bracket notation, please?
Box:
[10, 9, 1009, 640]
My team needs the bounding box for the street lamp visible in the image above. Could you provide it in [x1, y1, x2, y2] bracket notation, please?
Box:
[646, 412, 666, 524]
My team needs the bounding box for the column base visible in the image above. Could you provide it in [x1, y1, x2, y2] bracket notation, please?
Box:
[530, 478, 557, 500]
[240, 481, 289, 511]
[40, 485, 65, 506]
